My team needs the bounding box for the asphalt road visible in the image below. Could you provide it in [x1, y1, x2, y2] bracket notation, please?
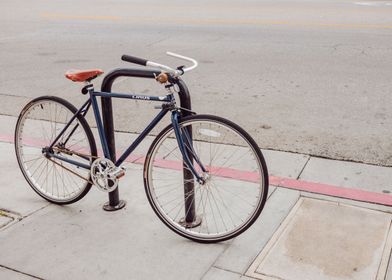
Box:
[1, 0, 392, 166]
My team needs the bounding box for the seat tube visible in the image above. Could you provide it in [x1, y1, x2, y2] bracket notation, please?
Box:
[90, 93, 110, 158]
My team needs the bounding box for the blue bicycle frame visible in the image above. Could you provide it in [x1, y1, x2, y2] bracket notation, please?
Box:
[45, 86, 205, 182]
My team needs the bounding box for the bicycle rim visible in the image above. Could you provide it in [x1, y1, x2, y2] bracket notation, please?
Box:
[144, 115, 268, 242]
[15, 97, 96, 204]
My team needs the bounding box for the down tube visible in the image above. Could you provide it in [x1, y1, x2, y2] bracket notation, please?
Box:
[115, 108, 169, 166]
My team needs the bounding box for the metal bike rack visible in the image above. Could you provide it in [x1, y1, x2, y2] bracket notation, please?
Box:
[100, 68, 196, 222]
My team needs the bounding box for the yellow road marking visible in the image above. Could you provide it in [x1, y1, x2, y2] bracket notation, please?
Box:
[41, 13, 122, 21]
[162, 17, 392, 29]
[40, 13, 392, 30]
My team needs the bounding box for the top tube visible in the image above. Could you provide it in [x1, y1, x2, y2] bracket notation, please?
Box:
[92, 91, 173, 103]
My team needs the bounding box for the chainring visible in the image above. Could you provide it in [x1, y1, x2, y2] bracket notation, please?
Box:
[90, 158, 119, 192]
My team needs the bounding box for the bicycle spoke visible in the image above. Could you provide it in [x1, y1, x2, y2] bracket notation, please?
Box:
[145, 116, 268, 242]
[16, 98, 95, 203]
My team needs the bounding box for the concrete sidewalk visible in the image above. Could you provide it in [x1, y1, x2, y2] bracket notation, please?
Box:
[1, 114, 391, 280]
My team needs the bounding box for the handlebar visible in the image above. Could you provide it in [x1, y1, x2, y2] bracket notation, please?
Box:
[121, 52, 198, 77]
[121, 55, 148, 66]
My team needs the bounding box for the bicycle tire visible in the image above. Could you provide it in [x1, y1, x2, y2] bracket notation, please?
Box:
[15, 96, 97, 204]
[144, 114, 268, 243]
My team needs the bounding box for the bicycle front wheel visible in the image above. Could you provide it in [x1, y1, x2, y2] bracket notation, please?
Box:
[144, 114, 268, 243]
[15, 96, 97, 204]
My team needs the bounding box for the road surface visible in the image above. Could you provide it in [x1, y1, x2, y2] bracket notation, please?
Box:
[1, 0, 392, 166]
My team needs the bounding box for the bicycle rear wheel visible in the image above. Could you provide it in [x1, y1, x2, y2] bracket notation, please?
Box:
[15, 96, 97, 204]
[144, 114, 268, 243]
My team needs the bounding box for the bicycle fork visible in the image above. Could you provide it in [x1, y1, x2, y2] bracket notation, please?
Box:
[171, 111, 205, 226]
[171, 111, 208, 185]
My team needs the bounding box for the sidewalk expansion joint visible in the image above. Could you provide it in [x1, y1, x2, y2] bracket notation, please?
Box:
[201, 266, 243, 280]
[0, 92, 31, 99]
[211, 266, 243, 276]
[0, 204, 50, 232]
[296, 156, 311, 180]
[0, 209, 22, 231]
[23, 204, 50, 219]
[243, 190, 302, 277]
[376, 220, 392, 279]
[0, 264, 44, 280]
[200, 241, 233, 279]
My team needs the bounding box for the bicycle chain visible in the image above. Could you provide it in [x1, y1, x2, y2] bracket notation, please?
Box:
[49, 147, 98, 185]
[52, 147, 99, 160]
[49, 148, 126, 189]
[47, 157, 94, 185]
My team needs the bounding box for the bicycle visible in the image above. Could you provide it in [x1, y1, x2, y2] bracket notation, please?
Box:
[14, 52, 269, 243]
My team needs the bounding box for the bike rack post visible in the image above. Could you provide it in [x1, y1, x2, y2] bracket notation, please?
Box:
[100, 69, 161, 210]
[101, 69, 161, 210]
[100, 69, 196, 219]
[176, 80, 197, 225]
[100, 72, 127, 211]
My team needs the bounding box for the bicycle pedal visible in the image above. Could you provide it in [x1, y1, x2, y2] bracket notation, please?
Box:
[110, 166, 126, 179]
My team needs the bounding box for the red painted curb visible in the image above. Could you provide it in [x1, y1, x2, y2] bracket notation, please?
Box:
[6, 134, 392, 206]
[270, 176, 392, 206]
